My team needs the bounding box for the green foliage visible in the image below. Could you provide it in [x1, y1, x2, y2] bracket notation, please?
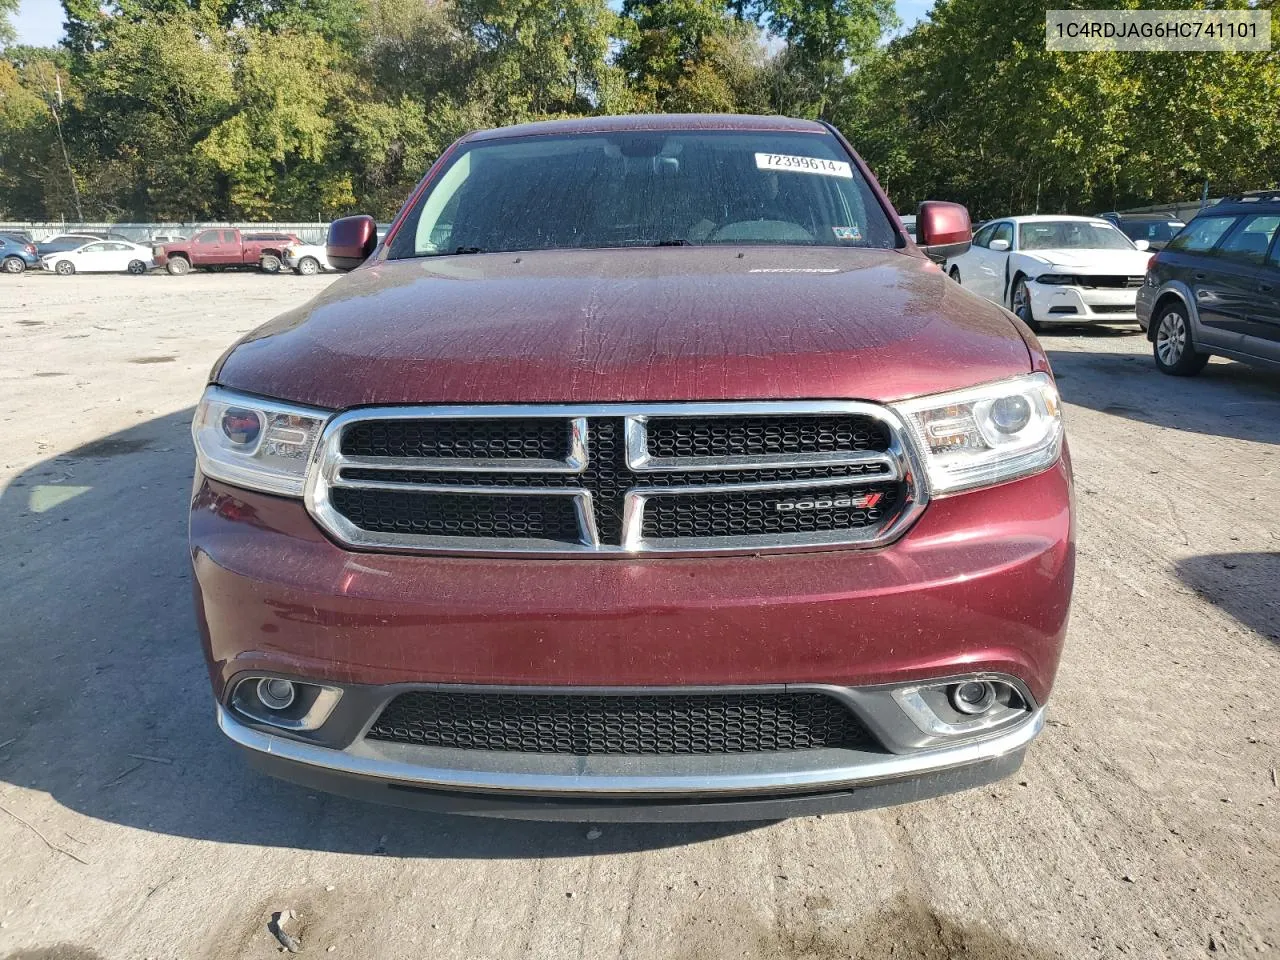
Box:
[0, 59, 59, 217]
[7, 0, 1276, 223]
[619, 0, 770, 113]
[0, 0, 19, 48]
[455, 0, 632, 121]
[70, 11, 236, 218]
[757, 0, 895, 117]
[839, 0, 1280, 217]
[198, 28, 340, 217]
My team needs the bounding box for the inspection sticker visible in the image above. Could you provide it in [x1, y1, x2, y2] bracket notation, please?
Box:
[755, 153, 853, 179]
[832, 225, 862, 241]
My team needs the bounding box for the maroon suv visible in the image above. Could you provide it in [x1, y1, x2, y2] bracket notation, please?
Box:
[190, 114, 1074, 820]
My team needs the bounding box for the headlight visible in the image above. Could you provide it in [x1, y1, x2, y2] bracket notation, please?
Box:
[892, 373, 1063, 494]
[192, 386, 329, 496]
[1034, 273, 1077, 285]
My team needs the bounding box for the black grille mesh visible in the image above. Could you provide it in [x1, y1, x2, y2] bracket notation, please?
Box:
[341, 418, 568, 460]
[642, 485, 898, 540]
[368, 690, 871, 754]
[329, 487, 581, 541]
[646, 415, 889, 458]
[1076, 275, 1145, 289]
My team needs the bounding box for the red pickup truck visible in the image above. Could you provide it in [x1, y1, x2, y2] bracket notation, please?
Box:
[190, 114, 1074, 821]
[154, 228, 298, 275]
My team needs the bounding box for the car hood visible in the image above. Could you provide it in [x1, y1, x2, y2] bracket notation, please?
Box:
[214, 246, 1033, 408]
[1021, 248, 1151, 273]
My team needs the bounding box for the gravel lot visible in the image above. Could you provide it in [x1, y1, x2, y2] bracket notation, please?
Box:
[0, 271, 1277, 960]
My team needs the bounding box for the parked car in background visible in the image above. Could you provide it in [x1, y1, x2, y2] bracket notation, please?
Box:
[1, 230, 34, 244]
[154, 228, 300, 275]
[35, 234, 108, 258]
[900, 214, 917, 242]
[1099, 212, 1186, 251]
[150, 234, 187, 245]
[1137, 191, 1280, 375]
[946, 215, 1151, 329]
[1, 234, 40, 273]
[193, 114, 1073, 821]
[282, 242, 332, 275]
[41, 239, 156, 275]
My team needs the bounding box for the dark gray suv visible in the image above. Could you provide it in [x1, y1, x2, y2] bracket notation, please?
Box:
[1136, 192, 1280, 376]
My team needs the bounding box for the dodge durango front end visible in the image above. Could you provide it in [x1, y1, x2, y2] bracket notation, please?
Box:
[190, 114, 1075, 821]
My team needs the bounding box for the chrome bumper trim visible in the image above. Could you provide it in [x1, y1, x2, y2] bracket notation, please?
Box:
[218, 704, 1045, 797]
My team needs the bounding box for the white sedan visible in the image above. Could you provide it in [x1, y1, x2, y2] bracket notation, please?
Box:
[42, 240, 156, 276]
[945, 215, 1154, 329]
[282, 242, 333, 275]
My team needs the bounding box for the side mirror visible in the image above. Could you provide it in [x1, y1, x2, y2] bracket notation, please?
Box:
[327, 215, 378, 271]
[1133, 239, 1150, 251]
[917, 201, 972, 263]
[989, 238, 1010, 252]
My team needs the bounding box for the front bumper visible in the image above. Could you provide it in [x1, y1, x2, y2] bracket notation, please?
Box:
[192, 456, 1073, 816]
[1026, 281, 1139, 324]
[221, 702, 1043, 820]
[1136, 285, 1157, 331]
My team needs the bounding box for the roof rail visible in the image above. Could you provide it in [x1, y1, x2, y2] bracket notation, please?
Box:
[1217, 189, 1280, 204]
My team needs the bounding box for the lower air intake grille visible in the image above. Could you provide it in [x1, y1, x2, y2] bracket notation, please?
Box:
[368, 690, 872, 755]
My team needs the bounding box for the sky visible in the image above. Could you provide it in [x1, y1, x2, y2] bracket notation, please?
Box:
[9, 0, 935, 47]
[11, 0, 62, 46]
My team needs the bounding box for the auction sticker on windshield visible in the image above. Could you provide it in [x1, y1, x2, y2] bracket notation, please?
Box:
[755, 153, 853, 178]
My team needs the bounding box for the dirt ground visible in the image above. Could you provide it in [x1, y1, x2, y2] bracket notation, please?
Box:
[0, 270, 1276, 960]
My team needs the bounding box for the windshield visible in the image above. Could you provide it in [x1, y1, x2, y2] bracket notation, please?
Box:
[1018, 220, 1135, 251]
[386, 131, 898, 259]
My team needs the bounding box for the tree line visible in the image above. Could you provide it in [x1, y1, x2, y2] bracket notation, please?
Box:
[1, 0, 1277, 224]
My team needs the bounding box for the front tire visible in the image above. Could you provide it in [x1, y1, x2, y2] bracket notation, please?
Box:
[1011, 276, 1040, 332]
[1153, 304, 1209, 376]
[166, 256, 190, 276]
[296, 256, 320, 276]
[2, 256, 25, 274]
[127, 260, 147, 275]
[54, 259, 75, 276]
[259, 254, 281, 274]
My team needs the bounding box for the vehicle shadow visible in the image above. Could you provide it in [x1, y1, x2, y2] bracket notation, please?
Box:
[1174, 552, 1280, 649]
[0, 411, 757, 857]
[1042, 333, 1280, 446]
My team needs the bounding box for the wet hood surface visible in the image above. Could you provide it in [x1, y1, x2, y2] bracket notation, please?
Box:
[215, 246, 1033, 408]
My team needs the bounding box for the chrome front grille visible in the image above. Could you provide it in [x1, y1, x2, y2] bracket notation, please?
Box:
[305, 403, 926, 555]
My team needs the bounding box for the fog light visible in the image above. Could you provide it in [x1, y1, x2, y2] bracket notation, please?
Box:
[950, 681, 997, 715]
[257, 678, 296, 711]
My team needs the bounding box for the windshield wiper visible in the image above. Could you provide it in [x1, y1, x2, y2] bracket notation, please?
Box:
[651, 239, 692, 247]
[453, 246, 486, 255]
